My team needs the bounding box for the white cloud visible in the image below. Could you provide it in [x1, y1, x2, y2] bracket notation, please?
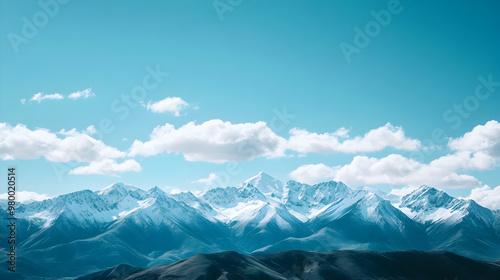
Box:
[128, 120, 287, 163]
[20, 98, 26, 105]
[29, 92, 64, 103]
[318, 120, 500, 189]
[0, 123, 125, 163]
[466, 185, 500, 210]
[58, 128, 78, 136]
[193, 173, 218, 184]
[448, 120, 500, 169]
[68, 88, 95, 99]
[332, 153, 481, 189]
[146, 97, 189, 116]
[0, 191, 52, 203]
[86, 125, 96, 135]
[288, 123, 420, 154]
[289, 163, 336, 185]
[389, 186, 419, 197]
[170, 188, 183, 194]
[69, 159, 141, 176]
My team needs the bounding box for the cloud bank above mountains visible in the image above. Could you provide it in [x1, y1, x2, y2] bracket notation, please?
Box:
[1, 119, 499, 199]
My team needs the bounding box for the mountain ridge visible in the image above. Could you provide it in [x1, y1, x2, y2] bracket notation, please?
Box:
[5, 172, 500, 278]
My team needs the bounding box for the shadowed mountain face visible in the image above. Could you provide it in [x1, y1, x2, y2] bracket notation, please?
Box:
[77, 250, 500, 280]
[3, 173, 500, 278]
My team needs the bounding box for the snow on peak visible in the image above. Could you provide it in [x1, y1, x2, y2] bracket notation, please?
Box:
[148, 186, 166, 195]
[15, 177, 500, 245]
[397, 186, 468, 224]
[400, 186, 455, 210]
[97, 183, 143, 196]
[241, 172, 284, 197]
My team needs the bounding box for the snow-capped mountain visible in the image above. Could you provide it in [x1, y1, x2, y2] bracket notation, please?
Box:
[397, 186, 500, 260]
[6, 173, 500, 279]
[282, 180, 352, 222]
[242, 171, 284, 198]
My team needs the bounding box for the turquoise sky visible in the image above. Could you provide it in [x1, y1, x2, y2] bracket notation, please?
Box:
[1, 0, 499, 200]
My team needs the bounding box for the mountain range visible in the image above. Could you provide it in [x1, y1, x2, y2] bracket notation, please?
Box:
[2, 172, 500, 279]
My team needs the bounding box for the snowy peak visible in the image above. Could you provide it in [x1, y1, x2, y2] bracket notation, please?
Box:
[283, 180, 351, 208]
[125, 186, 183, 211]
[400, 186, 456, 211]
[397, 186, 480, 224]
[356, 192, 402, 221]
[284, 180, 305, 190]
[171, 190, 199, 203]
[202, 187, 239, 207]
[171, 191, 217, 219]
[241, 172, 284, 198]
[312, 181, 351, 203]
[53, 189, 104, 210]
[97, 183, 145, 196]
[148, 186, 166, 196]
[96, 183, 148, 203]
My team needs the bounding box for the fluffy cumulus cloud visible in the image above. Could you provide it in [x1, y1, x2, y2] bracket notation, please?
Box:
[193, 173, 218, 184]
[69, 159, 141, 176]
[332, 154, 481, 189]
[448, 120, 500, 167]
[128, 120, 287, 163]
[146, 97, 189, 116]
[466, 185, 500, 210]
[288, 123, 420, 154]
[288, 121, 500, 189]
[29, 92, 64, 103]
[289, 163, 336, 185]
[0, 123, 135, 175]
[68, 88, 95, 99]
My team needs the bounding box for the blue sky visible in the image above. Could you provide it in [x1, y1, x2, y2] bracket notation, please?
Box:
[1, 0, 499, 205]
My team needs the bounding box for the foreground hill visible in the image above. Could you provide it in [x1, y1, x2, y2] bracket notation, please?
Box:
[77, 250, 500, 280]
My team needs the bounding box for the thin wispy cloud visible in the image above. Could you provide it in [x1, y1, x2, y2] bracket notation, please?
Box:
[193, 173, 218, 185]
[68, 88, 95, 99]
[29, 92, 64, 103]
[24, 89, 95, 104]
